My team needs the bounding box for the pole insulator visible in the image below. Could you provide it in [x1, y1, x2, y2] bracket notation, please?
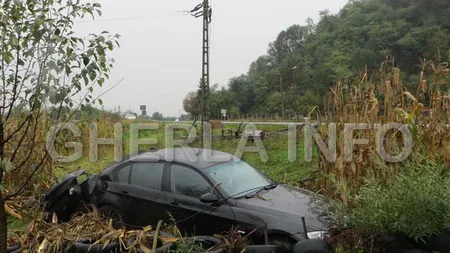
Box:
[190, 3, 203, 13]
[193, 11, 204, 18]
[208, 8, 212, 23]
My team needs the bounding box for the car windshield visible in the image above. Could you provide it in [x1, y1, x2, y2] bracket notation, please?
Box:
[205, 160, 272, 197]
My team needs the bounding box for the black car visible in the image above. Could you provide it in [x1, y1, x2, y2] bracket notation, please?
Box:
[92, 149, 330, 245]
[44, 148, 332, 250]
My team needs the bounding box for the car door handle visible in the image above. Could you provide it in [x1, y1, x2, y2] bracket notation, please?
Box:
[120, 191, 129, 195]
[171, 202, 179, 206]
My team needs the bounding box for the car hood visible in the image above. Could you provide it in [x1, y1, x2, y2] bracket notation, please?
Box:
[235, 184, 330, 232]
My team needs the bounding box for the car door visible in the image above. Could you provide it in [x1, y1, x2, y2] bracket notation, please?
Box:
[166, 164, 236, 236]
[124, 162, 172, 227]
[98, 163, 136, 225]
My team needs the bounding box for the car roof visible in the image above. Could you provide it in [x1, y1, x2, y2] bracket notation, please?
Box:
[128, 148, 234, 169]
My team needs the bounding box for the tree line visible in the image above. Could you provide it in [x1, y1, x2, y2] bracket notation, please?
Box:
[184, 0, 450, 119]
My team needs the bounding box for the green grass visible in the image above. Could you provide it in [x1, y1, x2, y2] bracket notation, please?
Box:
[57, 122, 317, 185]
[221, 123, 290, 132]
[8, 216, 24, 231]
[211, 135, 317, 185]
[7, 214, 36, 234]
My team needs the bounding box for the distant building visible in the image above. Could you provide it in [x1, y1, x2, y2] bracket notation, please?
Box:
[124, 114, 136, 120]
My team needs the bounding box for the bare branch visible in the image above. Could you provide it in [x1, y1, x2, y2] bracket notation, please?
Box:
[4, 30, 23, 123]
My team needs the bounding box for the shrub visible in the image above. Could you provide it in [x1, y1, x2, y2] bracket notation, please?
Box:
[349, 161, 450, 240]
[210, 120, 224, 129]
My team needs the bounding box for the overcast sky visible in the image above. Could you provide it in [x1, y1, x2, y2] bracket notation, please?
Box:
[76, 0, 348, 117]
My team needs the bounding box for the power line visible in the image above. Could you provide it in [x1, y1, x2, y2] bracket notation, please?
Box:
[100, 8, 185, 13]
[75, 12, 190, 23]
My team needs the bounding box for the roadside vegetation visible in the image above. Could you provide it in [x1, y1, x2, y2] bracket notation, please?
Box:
[0, 1, 119, 252]
[1, 0, 450, 252]
[315, 61, 450, 252]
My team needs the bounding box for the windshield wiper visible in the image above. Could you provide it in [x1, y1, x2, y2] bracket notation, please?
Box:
[264, 182, 278, 190]
[245, 182, 278, 199]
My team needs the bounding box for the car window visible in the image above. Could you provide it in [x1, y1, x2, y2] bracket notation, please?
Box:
[130, 163, 164, 190]
[171, 165, 212, 198]
[114, 164, 131, 183]
[205, 160, 272, 197]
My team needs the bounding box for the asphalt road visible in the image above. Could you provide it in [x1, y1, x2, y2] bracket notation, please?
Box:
[221, 121, 307, 126]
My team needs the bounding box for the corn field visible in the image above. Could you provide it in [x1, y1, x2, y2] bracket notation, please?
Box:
[314, 59, 450, 206]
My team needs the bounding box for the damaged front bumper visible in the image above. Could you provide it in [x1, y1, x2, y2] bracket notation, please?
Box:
[41, 170, 97, 221]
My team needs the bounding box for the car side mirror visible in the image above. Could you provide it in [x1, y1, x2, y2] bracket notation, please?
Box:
[99, 174, 112, 191]
[100, 174, 112, 182]
[200, 193, 219, 204]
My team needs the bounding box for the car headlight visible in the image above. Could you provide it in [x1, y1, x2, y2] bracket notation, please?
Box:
[307, 231, 328, 240]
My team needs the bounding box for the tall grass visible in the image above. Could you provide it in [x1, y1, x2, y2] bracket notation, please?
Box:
[4, 113, 54, 195]
[315, 59, 449, 205]
[314, 59, 450, 245]
[351, 160, 450, 240]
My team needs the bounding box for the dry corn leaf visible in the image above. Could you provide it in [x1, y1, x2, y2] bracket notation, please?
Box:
[37, 238, 47, 253]
[160, 236, 179, 244]
[5, 203, 22, 220]
[140, 243, 152, 253]
[403, 91, 417, 103]
[52, 213, 58, 224]
[256, 195, 271, 201]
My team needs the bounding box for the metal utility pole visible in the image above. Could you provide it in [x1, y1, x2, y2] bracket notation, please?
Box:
[190, 0, 212, 146]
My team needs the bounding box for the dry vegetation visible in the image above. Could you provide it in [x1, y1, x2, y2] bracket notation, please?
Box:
[7, 208, 179, 253]
[313, 59, 450, 204]
[311, 59, 450, 251]
[3, 114, 55, 197]
[4, 56, 449, 252]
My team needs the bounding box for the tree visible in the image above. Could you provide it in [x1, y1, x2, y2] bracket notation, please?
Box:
[151, 112, 164, 121]
[0, 1, 119, 251]
[229, 106, 240, 119]
[183, 91, 200, 119]
[209, 85, 235, 119]
[181, 0, 450, 117]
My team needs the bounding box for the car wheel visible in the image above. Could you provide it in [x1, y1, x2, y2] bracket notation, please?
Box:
[244, 245, 286, 253]
[403, 250, 431, 253]
[415, 232, 450, 253]
[382, 235, 415, 252]
[186, 236, 225, 253]
[126, 232, 177, 253]
[129, 242, 176, 253]
[268, 235, 294, 252]
[70, 240, 120, 253]
[98, 205, 123, 228]
[292, 239, 334, 253]
[149, 231, 174, 237]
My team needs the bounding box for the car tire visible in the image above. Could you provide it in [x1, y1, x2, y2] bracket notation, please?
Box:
[149, 231, 174, 237]
[70, 240, 120, 253]
[244, 245, 286, 253]
[292, 239, 334, 253]
[131, 242, 176, 253]
[382, 235, 415, 252]
[268, 235, 294, 252]
[7, 245, 20, 253]
[402, 249, 430, 253]
[98, 205, 123, 228]
[186, 236, 225, 253]
[126, 232, 177, 253]
[415, 232, 450, 253]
